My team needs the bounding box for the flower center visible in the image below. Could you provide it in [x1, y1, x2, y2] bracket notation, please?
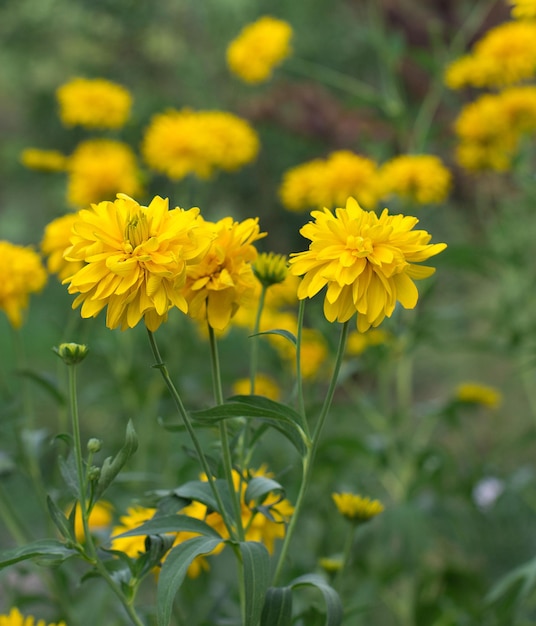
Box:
[125, 212, 149, 249]
[346, 234, 373, 258]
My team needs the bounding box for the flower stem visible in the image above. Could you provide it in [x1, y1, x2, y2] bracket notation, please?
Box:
[249, 285, 267, 393]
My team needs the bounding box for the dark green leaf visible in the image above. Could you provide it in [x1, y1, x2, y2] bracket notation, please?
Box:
[47, 496, 75, 542]
[245, 476, 284, 506]
[487, 557, 536, 606]
[291, 574, 343, 626]
[58, 453, 79, 498]
[261, 586, 293, 626]
[0, 540, 77, 569]
[15, 369, 66, 405]
[94, 420, 138, 502]
[252, 329, 297, 346]
[240, 541, 272, 626]
[112, 513, 222, 540]
[174, 479, 235, 520]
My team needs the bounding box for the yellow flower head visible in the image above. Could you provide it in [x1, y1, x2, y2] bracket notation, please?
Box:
[72, 501, 113, 542]
[56, 77, 132, 129]
[378, 154, 452, 205]
[20, 148, 67, 172]
[141, 108, 259, 181]
[455, 382, 502, 409]
[0, 608, 66, 626]
[64, 194, 213, 331]
[332, 493, 385, 523]
[183, 216, 266, 330]
[110, 505, 157, 557]
[509, 0, 536, 20]
[289, 197, 447, 332]
[42, 213, 85, 282]
[67, 139, 143, 208]
[0, 241, 47, 328]
[253, 252, 288, 287]
[232, 373, 281, 400]
[226, 16, 293, 84]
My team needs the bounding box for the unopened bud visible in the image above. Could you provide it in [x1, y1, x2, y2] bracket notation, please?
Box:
[53, 343, 89, 365]
[88, 466, 101, 481]
[87, 438, 102, 453]
[253, 252, 288, 287]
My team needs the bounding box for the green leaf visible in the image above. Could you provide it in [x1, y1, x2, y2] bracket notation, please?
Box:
[487, 557, 536, 606]
[15, 368, 66, 405]
[291, 574, 343, 626]
[47, 496, 75, 542]
[0, 540, 77, 569]
[94, 419, 138, 502]
[245, 476, 284, 506]
[240, 541, 272, 626]
[112, 513, 222, 540]
[58, 453, 79, 498]
[252, 328, 297, 346]
[157, 536, 223, 626]
[261, 586, 293, 626]
[174, 479, 235, 520]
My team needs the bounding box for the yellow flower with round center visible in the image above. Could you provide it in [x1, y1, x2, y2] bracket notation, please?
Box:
[0, 241, 47, 328]
[41, 213, 85, 282]
[0, 608, 66, 626]
[67, 139, 143, 208]
[63, 194, 213, 331]
[332, 493, 384, 523]
[183, 216, 266, 330]
[289, 197, 447, 333]
[455, 382, 502, 409]
[378, 154, 452, 205]
[56, 77, 132, 129]
[226, 16, 293, 84]
[232, 373, 281, 400]
[20, 148, 67, 172]
[509, 0, 536, 20]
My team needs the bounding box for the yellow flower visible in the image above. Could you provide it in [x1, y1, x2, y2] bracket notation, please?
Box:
[0, 608, 66, 626]
[141, 108, 259, 181]
[0, 241, 47, 328]
[110, 505, 157, 558]
[332, 493, 385, 523]
[378, 154, 452, 205]
[41, 213, 84, 282]
[346, 328, 391, 356]
[253, 252, 288, 287]
[509, 0, 536, 20]
[226, 16, 293, 84]
[319, 556, 343, 573]
[56, 77, 132, 129]
[72, 501, 113, 542]
[455, 382, 502, 409]
[183, 216, 266, 330]
[64, 194, 212, 331]
[20, 148, 67, 172]
[289, 197, 447, 332]
[232, 373, 281, 400]
[67, 139, 143, 208]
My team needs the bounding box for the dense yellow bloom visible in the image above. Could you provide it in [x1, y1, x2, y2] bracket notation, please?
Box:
[67, 139, 143, 208]
[72, 501, 113, 542]
[289, 197, 447, 332]
[332, 493, 385, 523]
[64, 194, 212, 331]
[280, 151, 379, 212]
[232, 373, 281, 400]
[226, 16, 293, 83]
[378, 154, 452, 205]
[253, 252, 288, 287]
[455, 382, 502, 409]
[444, 21, 536, 89]
[510, 0, 536, 19]
[0, 608, 66, 626]
[183, 216, 266, 330]
[56, 77, 132, 129]
[0, 241, 47, 328]
[141, 108, 259, 181]
[41, 213, 84, 281]
[20, 148, 67, 172]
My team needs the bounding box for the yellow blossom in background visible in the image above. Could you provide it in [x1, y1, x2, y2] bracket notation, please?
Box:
[0, 241, 47, 328]
[71, 501, 113, 542]
[141, 108, 259, 181]
[110, 505, 157, 557]
[332, 493, 385, 523]
[319, 557, 343, 573]
[20, 148, 67, 172]
[378, 154, 452, 205]
[253, 252, 288, 288]
[455, 382, 502, 409]
[280, 151, 379, 212]
[56, 77, 132, 129]
[64, 194, 213, 331]
[183, 216, 266, 330]
[226, 16, 293, 83]
[0, 608, 66, 626]
[232, 373, 281, 400]
[509, 0, 536, 19]
[346, 328, 391, 356]
[67, 139, 143, 208]
[289, 197, 447, 333]
[444, 21, 536, 89]
[41, 213, 84, 282]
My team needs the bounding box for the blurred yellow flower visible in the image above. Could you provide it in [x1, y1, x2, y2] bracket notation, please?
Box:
[64, 194, 212, 331]
[0, 608, 66, 626]
[232, 373, 281, 400]
[20, 148, 67, 172]
[332, 493, 384, 523]
[141, 108, 259, 181]
[289, 197, 447, 332]
[56, 77, 132, 129]
[378, 154, 452, 205]
[67, 139, 143, 208]
[226, 16, 293, 83]
[346, 328, 391, 356]
[41, 213, 84, 282]
[455, 382, 502, 409]
[183, 216, 266, 330]
[319, 556, 343, 573]
[509, 0, 536, 19]
[72, 501, 113, 542]
[110, 505, 157, 558]
[0, 241, 47, 328]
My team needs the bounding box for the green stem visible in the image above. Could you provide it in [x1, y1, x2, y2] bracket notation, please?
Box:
[335, 524, 356, 590]
[295, 300, 307, 424]
[249, 285, 267, 393]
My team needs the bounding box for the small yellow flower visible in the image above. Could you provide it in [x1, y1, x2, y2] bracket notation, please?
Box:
[0, 241, 47, 328]
[0, 608, 66, 626]
[289, 197, 447, 333]
[226, 16, 293, 84]
[509, 0, 536, 19]
[56, 77, 132, 129]
[455, 382, 502, 409]
[319, 556, 343, 573]
[232, 374, 281, 400]
[332, 493, 385, 523]
[41, 213, 85, 282]
[71, 500, 112, 542]
[20, 148, 67, 172]
[253, 252, 288, 287]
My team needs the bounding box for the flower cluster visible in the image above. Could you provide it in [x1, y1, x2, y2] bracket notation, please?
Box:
[141, 108, 259, 181]
[226, 16, 293, 84]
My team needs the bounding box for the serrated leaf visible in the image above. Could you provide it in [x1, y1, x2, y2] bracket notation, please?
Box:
[291, 574, 343, 626]
[112, 513, 222, 540]
[240, 541, 272, 626]
[252, 328, 297, 346]
[157, 536, 223, 626]
[245, 477, 284, 506]
[261, 586, 293, 626]
[47, 496, 75, 542]
[94, 420, 138, 502]
[0, 540, 77, 569]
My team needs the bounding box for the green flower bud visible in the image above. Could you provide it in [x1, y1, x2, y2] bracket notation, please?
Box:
[253, 252, 288, 287]
[53, 342, 89, 365]
[87, 438, 102, 453]
[88, 466, 101, 481]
